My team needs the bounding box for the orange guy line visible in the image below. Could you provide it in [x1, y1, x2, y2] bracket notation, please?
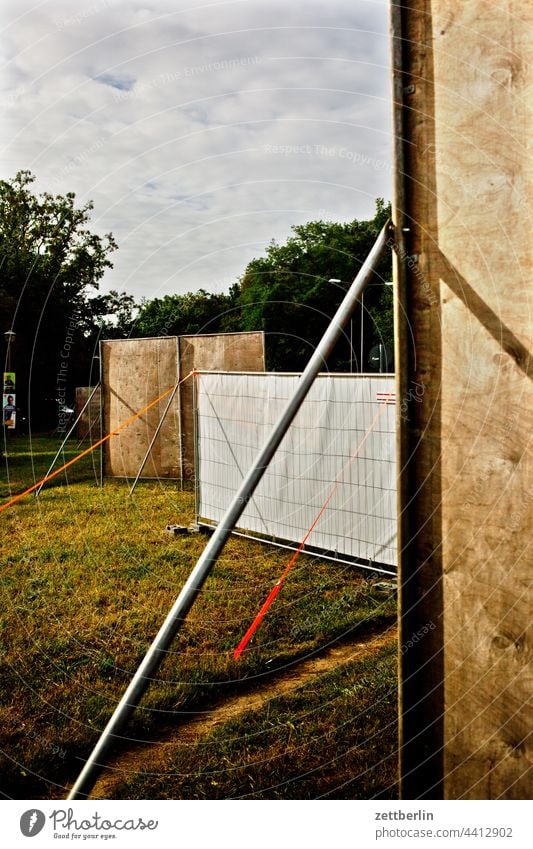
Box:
[234, 393, 393, 659]
[1, 371, 194, 513]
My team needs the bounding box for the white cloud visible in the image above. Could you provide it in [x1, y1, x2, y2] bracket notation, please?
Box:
[0, 0, 392, 300]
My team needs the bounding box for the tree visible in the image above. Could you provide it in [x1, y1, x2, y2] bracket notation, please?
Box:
[0, 171, 119, 428]
[133, 202, 393, 372]
[134, 288, 237, 338]
[88, 289, 138, 339]
[233, 199, 392, 371]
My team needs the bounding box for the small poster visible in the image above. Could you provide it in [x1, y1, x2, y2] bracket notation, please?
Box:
[3, 372, 15, 393]
[3, 393, 16, 429]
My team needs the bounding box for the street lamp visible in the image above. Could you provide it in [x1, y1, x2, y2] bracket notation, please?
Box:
[361, 281, 394, 372]
[90, 353, 100, 387]
[329, 279, 393, 372]
[4, 330, 16, 373]
[328, 278, 356, 371]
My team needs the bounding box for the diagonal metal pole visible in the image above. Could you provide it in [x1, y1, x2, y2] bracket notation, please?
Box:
[67, 220, 392, 800]
[35, 384, 101, 498]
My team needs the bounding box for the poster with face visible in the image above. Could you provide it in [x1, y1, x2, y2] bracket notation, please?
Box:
[3, 393, 16, 429]
[3, 372, 15, 393]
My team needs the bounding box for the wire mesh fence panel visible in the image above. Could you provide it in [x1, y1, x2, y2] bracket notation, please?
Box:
[196, 372, 397, 569]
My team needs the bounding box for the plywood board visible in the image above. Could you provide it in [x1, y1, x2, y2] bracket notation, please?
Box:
[74, 386, 101, 441]
[101, 338, 180, 479]
[393, 0, 532, 799]
[178, 332, 265, 478]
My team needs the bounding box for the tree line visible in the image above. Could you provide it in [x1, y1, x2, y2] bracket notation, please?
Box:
[1, 171, 392, 430]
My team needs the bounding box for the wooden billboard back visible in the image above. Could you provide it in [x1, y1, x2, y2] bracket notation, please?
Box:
[179, 332, 265, 478]
[75, 386, 102, 441]
[393, 1, 532, 798]
[101, 333, 265, 481]
[101, 337, 181, 479]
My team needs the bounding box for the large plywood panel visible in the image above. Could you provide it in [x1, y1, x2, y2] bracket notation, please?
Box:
[102, 338, 180, 479]
[75, 387, 101, 441]
[179, 332, 265, 478]
[394, 1, 532, 799]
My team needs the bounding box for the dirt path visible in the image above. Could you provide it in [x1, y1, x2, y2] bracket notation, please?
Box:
[89, 626, 397, 799]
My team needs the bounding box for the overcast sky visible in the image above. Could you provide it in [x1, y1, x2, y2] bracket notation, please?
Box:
[1, 0, 392, 301]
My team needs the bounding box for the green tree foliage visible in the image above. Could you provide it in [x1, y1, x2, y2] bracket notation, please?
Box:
[0, 171, 128, 428]
[121, 201, 393, 374]
[89, 289, 139, 339]
[233, 199, 392, 371]
[1, 170, 393, 436]
[134, 288, 237, 338]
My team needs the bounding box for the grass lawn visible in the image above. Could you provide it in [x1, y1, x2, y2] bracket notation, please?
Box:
[0, 435, 398, 800]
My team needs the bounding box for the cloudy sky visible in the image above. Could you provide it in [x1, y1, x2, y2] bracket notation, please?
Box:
[1, 0, 392, 301]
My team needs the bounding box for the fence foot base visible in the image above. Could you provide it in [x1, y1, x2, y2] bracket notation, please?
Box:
[166, 524, 188, 535]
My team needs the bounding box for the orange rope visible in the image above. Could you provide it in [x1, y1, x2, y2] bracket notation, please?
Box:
[0, 373, 194, 514]
[234, 393, 393, 659]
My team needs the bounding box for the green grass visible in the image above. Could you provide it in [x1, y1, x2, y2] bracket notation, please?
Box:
[0, 436, 398, 800]
[112, 643, 398, 800]
[0, 434, 100, 499]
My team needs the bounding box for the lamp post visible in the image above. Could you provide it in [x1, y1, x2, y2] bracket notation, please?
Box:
[4, 330, 15, 373]
[363, 281, 394, 372]
[360, 288, 365, 373]
[328, 278, 355, 371]
[329, 279, 393, 372]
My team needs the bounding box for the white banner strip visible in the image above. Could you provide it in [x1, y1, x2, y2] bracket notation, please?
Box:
[196, 373, 397, 567]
